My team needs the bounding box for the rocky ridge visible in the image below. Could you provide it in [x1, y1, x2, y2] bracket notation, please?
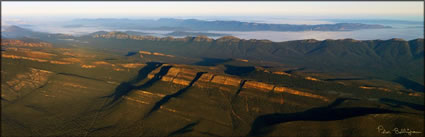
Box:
[146, 65, 329, 102]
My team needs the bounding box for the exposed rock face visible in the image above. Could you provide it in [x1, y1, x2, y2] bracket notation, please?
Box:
[246, 39, 273, 44]
[93, 31, 130, 39]
[408, 92, 423, 97]
[197, 73, 214, 82]
[119, 63, 145, 69]
[145, 65, 329, 102]
[94, 32, 166, 41]
[1, 46, 77, 65]
[49, 60, 72, 64]
[113, 68, 125, 71]
[273, 86, 328, 102]
[62, 58, 82, 63]
[81, 64, 96, 68]
[170, 78, 191, 86]
[152, 52, 175, 57]
[217, 36, 241, 43]
[2, 47, 100, 67]
[93, 61, 113, 66]
[193, 35, 213, 42]
[152, 52, 165, 56]
[1, 39, 52, 48]
[305, 76, 320, 81]
[139, 50, 175, 58]
[62, 82, 88, 89]
[236, 59, 249, 62]
[22, 51, 56, 59]
[302, 39, 320, 43]
[272, 71, 291, 76]
[3, 68, 53, 101]
[139, 50, 152, 55]
[63, 52, 96, 58]
[156, 67, 197, 86]
[2, 54, 49, 63]
[359, 86, 391, 92]
[244, 81, 274, 91]
[211, 75, 241, 87]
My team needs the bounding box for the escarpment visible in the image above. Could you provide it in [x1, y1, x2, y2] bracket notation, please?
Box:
[1, 39, 53, 48]
[144, 65, 329, 102]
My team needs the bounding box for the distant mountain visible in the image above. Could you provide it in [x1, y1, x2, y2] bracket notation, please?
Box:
[70, 18, 391, 31]
[123, 31, 152, 36]
[324, 19, 424, 25]
[1, 25, 74, 41]
[1, 25, 43, 38]
[87, 31, 109, 36]
[166, 31, 227, 37]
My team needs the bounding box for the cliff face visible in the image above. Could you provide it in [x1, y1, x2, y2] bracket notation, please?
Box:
[144, 65, 329, 102]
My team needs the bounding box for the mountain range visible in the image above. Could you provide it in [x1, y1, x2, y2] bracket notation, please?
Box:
[66, 18, 391, 31]
[2, 26, 424, 88]
[85, 30, 424, 87]
[1, 25, 424, 136]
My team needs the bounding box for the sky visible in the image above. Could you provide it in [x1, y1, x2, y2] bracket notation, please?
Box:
[2, 2, 424, 21]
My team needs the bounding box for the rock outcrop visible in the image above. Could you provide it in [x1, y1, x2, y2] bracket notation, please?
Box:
[139, 50, 175, 58]
[2, 54, 49, 63]
[272, 71, 291, 76]
[305, 76, 320, 81]
[3, 68, 53, 101]
[144, 65, 329, 102]
[243, 81, 274, 91]
[81, 64, 96, 68]
[1, 39, 52, 48]
[119, 63, 145, 69]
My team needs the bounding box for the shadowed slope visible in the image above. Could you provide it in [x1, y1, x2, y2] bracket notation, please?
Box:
[393, 76, 424, 92]
[380, 98, 425, 111]
[137, 65, 173, 90]
[194, 58, 233, 66]
[248, 98, 403, 136]
[103, 62, 164, 107]
[168, 121, 200, 136]
[144, 72, 207, 118]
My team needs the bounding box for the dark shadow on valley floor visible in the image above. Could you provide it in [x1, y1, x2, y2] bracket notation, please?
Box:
[224, 65, 255, 76]
[102, 62, 164, 108]
[283, 67, 305, 74]
[167, 121, 200, 136]
[379, 98, 424, 111]
[248, 98, 404, 136]
[193, 58, 233, 66]
[393, 76, 424, 92]
[125, 51, 138, 56]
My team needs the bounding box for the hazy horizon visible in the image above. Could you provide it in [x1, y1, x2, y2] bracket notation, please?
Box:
[2, 2, 424, 20]
[1, 1, 424, 42]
